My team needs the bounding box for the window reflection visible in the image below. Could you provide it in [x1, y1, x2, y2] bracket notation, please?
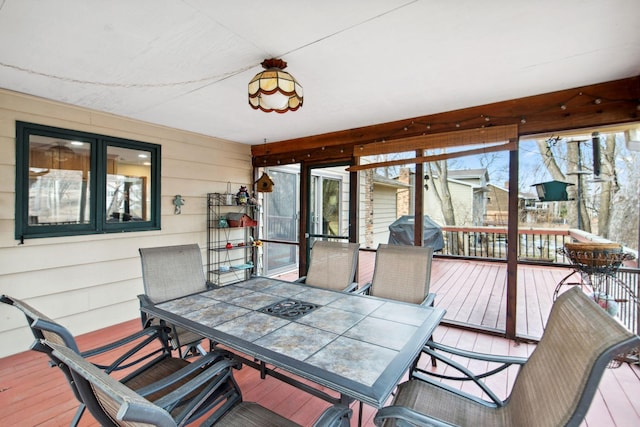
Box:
[106, 146, 151, 222]
[28, 136, 91, 225]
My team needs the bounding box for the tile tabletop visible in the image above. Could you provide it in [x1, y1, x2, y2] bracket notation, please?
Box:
[147, 276, 445, 407]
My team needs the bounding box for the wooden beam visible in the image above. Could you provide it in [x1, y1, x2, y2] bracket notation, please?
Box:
[252, 76, 639, 166]
[414, 157, 424, 246]
[346, 140, 516, 172]
[505, 148, 519, 339]
[353, 125, 518, 157]
[299, 162, 310, 277]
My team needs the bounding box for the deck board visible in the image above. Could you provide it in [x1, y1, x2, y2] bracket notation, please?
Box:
[2, 323, 639, 426]
[353, 255, 575, 339]
[3, 257, 640, 426]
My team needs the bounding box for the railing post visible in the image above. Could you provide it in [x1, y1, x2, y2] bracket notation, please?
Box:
[505, 146, 519, 339]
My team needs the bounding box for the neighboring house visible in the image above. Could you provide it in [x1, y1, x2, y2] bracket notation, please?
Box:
[485, 183, 510, 225]
[519, 191, 569, 226]
[423, 169, 489, 226]
[447, 169, 490, 187]
[396, 169, 564, 228]
[484, 184, 547, 226]
[370, 174, 410, 248]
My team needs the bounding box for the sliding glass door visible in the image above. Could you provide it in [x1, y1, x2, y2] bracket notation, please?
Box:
[263, 167, 299, 276]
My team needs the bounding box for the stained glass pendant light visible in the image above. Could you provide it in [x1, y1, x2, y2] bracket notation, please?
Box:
[248, 58, 303, 113]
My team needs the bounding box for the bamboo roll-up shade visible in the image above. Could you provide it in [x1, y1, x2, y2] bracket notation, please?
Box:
[346, 139, 516, 172]
[353, 124, 518, 157]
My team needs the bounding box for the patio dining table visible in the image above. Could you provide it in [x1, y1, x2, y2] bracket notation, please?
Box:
[140, 276, 445, 411]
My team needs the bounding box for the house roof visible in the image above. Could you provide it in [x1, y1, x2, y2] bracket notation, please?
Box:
[1, 1, 639, 145]
[428, 168, 489, 185]
[447, 169, 489, 181]
[430, 175, 484, 190]
[373, 174, 410, 189]
[487, 183, 508, 193]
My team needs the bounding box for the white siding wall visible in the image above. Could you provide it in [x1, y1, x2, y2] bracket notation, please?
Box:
[449, 182, 473, 225]
[371, 185, 398, 247]
[423, 183, 446, 225]
[358, 170, 371, 247]
[0, 89, 251, 357]
[423, 178, 474, 226]
[339, 172, 351, 238]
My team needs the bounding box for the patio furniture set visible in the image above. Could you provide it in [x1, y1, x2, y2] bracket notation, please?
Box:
[3, 241, 638, 426]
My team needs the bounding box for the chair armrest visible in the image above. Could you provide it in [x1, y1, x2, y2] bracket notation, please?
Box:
[137, 294, 155, 328]
[82, 326, 171, 374]
[374, 404, 453, 427]
[411, 340, 528, 406]
[312, 404, 352, 427]
[355, 282, 372, 295]
[343, 281, 359, 292]
[80, 325, 164, 358]
[427, 341, 528, 365]
[296, 277, 358, 293]
[151, 358, 241, 416]
[138, 293, 153, 306]
[136, 352, 239, 398]
[420, 292, 436, 307]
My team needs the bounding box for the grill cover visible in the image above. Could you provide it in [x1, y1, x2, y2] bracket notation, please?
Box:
[388, 215, 444, 251]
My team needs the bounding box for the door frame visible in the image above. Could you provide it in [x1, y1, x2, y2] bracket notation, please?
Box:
[299, 160, 358, 277]
[261, 165, 301, 276]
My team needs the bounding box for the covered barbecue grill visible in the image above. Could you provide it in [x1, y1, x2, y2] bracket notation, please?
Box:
[388, 215, 444, 251]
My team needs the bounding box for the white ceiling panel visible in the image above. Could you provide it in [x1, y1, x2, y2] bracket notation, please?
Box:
[1, 0, 638, 144]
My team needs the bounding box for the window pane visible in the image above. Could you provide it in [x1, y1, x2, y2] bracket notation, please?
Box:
[106, 146, 152, 222]
[28, 136, 91, 225]
[322, 177, 340, 236]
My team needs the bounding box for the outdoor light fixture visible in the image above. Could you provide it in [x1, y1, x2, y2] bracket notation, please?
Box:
[248, 58, 303, 113]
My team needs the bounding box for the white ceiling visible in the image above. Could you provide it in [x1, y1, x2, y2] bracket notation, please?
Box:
[1, 0, 639, 145]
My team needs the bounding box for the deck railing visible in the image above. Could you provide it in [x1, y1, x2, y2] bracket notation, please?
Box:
[440, 226, 639, 335]
[440, 226, 573, 262]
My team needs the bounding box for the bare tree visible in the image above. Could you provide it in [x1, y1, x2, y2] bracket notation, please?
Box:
[426, 159, 464, 255]
[607, 135, 639, 249]
[426, 160, 456, 226]
[536, 139, 565, 179]
[596, 134, 620, 239]
[535, 138, 592, 232]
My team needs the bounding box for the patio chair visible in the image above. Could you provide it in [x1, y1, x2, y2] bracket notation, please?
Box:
[296, 240, 360, 292]
[356, 244, 438, 394]
[376, 287, 640, 427]
[0, 294, 230, 427]
[46, 339, 352, 427]
[139, 243, 213, 358]
[358, 244, 435, 306]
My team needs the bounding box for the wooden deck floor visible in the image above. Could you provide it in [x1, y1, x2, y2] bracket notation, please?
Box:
[2, 319, 639, 426]
[2, 257, 639, 426]
[354, 252, 573, 339]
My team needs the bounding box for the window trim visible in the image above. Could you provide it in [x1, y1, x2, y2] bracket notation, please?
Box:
[15, 121, 161, 240]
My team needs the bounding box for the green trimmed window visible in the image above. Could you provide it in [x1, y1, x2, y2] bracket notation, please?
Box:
[15, 122, 160, 240]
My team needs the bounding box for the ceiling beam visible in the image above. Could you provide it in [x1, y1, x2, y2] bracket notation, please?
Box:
[353, 125, 518, 157]
[346, 140, 517, 172]
[252, 76, 639, 167]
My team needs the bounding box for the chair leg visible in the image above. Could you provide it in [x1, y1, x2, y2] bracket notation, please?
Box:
[70, 403, 86, 427]
[180, 343, 206, 359]
[196, 343, 208, 356]
[409, 345, 437, 378]
[429, 335, 437, 367]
